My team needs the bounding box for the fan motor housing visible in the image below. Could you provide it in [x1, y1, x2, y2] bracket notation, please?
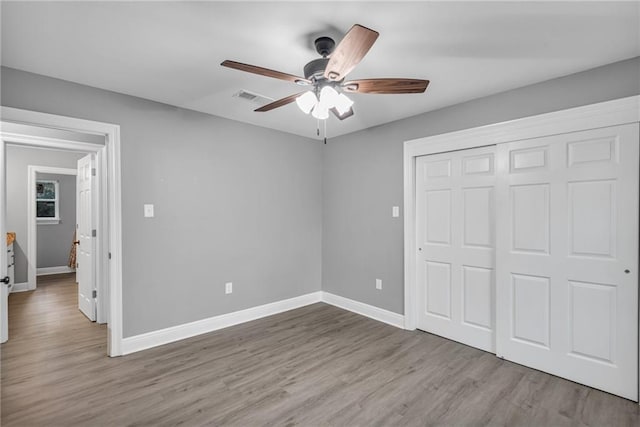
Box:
[304, 58, 330, 80]
[314, 36, 335, 57]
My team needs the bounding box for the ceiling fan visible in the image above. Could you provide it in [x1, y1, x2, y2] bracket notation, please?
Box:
[221, 24, 429, 122]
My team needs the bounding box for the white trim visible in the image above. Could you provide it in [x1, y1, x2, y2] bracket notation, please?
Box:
[403, 95, 640, 332]
[403, 151, 418, 331]
[122, 292, 324, 355]
[0, 108, 118, 136]
[37, 266, 75, 276]
[0, 132, 104, 153]
[37, 219, 61, 225]
[404, 95, 640, 157]
[1, 106, 123, 357]
[27, 165, 76, 290]
[35, 179, 60, 223]
[322, 292, 405, 329]
[10, 282, 35, 293]
[121, 290, 406, 356]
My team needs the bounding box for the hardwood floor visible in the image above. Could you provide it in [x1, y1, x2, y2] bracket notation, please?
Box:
[2, 274, 639, 426]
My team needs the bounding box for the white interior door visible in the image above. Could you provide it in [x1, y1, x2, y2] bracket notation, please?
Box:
[416, 145, 496, 352]
[77, 154, 96, 321]
[495, 123, 639, 400]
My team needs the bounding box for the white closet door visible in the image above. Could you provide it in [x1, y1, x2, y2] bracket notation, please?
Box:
[495, 123, 639, 400]
[416, 145, 496, 352]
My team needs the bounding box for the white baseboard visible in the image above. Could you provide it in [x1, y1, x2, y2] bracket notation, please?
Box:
[121, 291, 323, 355]
[120, 290, 406, 356]
[321, 292, 405, 329]
[11, 282, 35, 293]
[37, 266, 75, 276]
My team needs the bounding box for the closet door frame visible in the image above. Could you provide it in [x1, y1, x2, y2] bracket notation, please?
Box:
[403, 95, 640, 397]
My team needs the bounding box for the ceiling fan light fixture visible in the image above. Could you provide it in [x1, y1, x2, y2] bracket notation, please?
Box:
[221, 23, 428, 126]
[319, 85, 340, 106]
[311, 102, 329, 120]
[317, 86, 354, 117]
[296, 91, 317, 114]
[314, 90, 333, 120]
[334, 93, 354, 115]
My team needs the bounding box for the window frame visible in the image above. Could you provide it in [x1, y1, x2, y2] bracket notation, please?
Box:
[36, 179, 60, 224]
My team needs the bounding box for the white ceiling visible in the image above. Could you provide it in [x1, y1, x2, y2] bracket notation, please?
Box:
[2, 1, 639, 140]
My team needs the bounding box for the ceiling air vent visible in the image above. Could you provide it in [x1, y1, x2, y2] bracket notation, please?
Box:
[233, 90, 274, 105]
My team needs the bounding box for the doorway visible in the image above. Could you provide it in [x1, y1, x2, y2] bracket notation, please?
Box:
[27, 164, 79, 290]
[33, 168, 78, 278]
[24, 156, 98, 323]
[0, 107, 123, 356]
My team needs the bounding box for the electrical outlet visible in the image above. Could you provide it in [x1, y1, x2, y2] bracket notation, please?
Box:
[376, 279, 382, 290]
[225, 282, 233, 294]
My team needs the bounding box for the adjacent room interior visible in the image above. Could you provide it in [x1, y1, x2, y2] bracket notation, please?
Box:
[1, 1, 639, 425]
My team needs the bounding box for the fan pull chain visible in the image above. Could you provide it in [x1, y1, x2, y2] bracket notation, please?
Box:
[324, 119, 327, 144]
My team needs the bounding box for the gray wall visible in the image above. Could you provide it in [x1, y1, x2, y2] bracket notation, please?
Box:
[1, 66, 323, 337]
[322, 56, 640, 314]
[6, 146, 84, 283]
[36, 173, 77, 269]
[3, 56, 638, 335]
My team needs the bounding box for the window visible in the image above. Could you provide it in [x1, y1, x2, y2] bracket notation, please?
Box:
[36, 180, 60, 224]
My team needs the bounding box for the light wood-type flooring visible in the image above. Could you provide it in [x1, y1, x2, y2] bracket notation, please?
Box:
[2, 273, 639, 426]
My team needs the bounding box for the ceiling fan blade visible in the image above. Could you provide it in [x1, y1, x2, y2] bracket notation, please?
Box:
[254, 92, 306, 112]
[330, 107, 354, 121]
[221, 60, 311, 85]
[324, 24, 379, 81]
[342, 78, 429, 94]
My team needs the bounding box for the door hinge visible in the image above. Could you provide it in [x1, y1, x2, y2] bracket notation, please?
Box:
[92, 229, 97, 237]
[108, 252, 111, 260]
[92, 290, 97, 299]
[91, 168, 96, 176]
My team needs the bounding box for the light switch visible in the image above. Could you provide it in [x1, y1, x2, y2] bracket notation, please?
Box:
[392, 206, 400, 218]
[144, 204, 154, 218]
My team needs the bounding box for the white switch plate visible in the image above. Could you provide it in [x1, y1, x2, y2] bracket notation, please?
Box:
[143, 204, 154, 218]
[392, 206, 400, 217]
[225, 282, 233, 294]
[376, 279, 382, 290]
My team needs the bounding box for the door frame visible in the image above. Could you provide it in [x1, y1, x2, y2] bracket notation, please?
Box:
[0, 106, 123, 356]
[27, 165, 77, 291]
[403, 95, 640, 397]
